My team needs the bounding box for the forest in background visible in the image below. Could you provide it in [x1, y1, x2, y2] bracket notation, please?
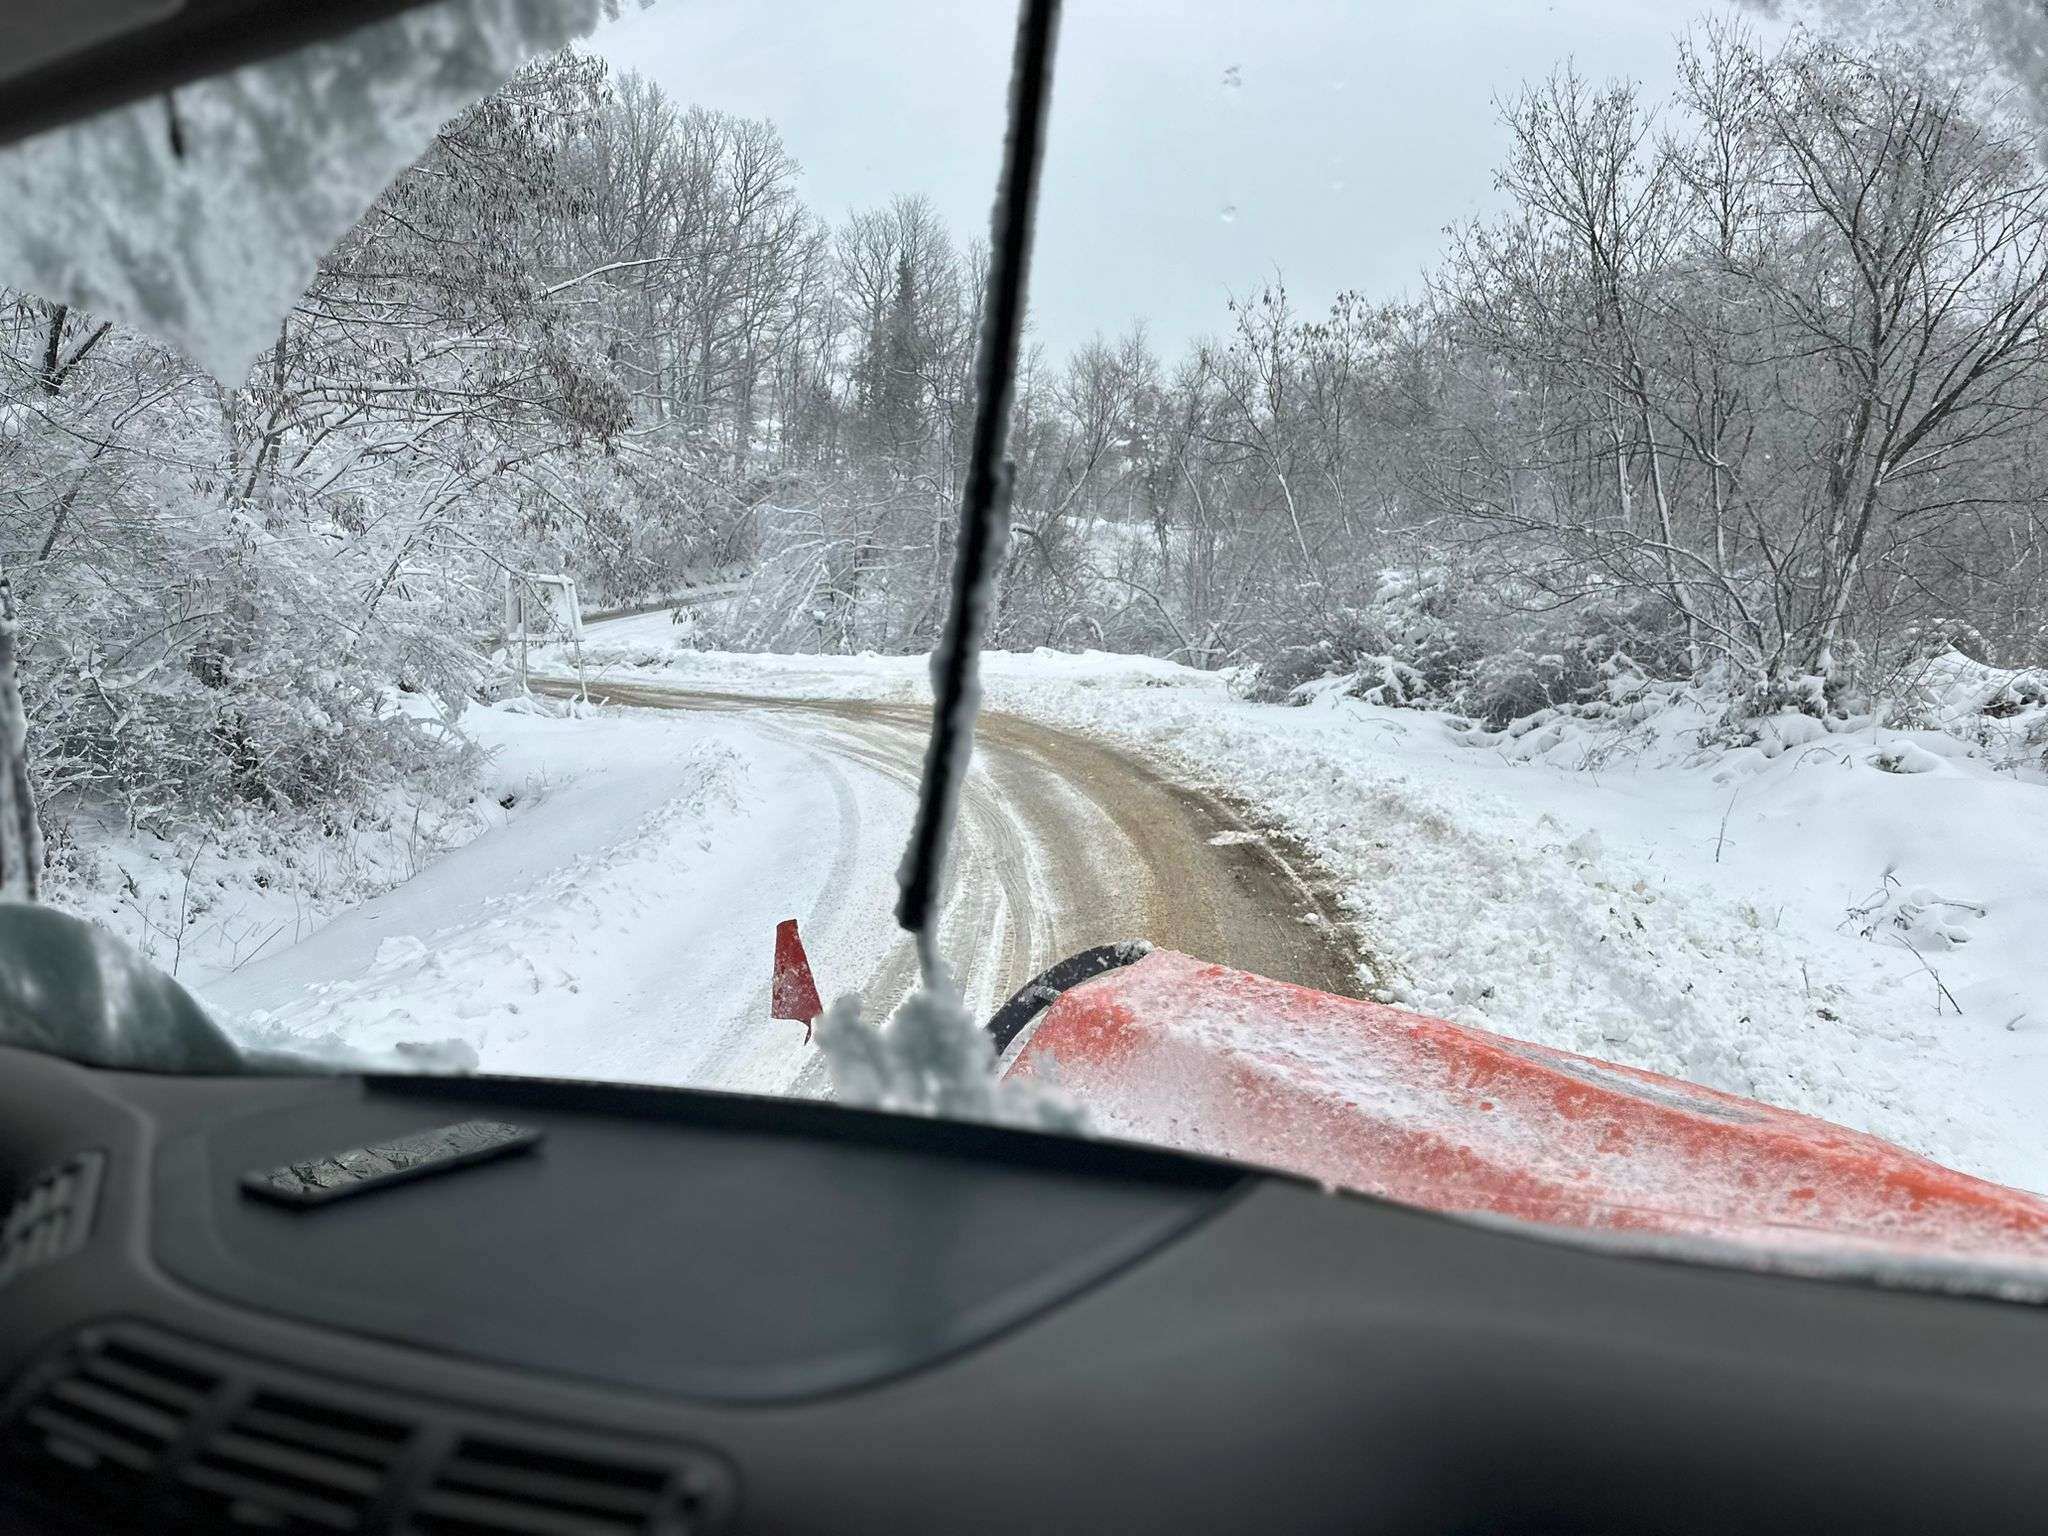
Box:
[6, 16, 2048, 875]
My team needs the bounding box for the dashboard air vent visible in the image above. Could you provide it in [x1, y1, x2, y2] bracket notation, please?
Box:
[4, 1332, 216, 1513]
[1, 1324, 734, 1535]
[0, 1151, 104, 1288]
[413, 1433, 721, 1536]
[179, 1385, 411, 1532]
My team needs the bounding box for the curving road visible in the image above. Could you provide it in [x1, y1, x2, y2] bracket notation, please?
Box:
[530, 675, 1369, 1096]
[205, 659, 1368, 1101]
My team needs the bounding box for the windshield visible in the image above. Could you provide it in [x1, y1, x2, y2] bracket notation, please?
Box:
[6, 0, 2048, 1288]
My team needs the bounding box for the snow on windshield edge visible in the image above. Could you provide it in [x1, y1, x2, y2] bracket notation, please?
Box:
[0, 0, 616, 384]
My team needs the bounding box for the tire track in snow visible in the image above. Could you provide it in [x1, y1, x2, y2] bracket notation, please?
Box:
[737, 711, 1052, 1097]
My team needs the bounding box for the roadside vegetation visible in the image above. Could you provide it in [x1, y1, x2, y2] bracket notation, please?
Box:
[4, 13, 2047, 902]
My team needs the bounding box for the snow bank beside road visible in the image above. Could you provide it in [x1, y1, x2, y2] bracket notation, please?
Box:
[51, 749, 494, 992]
[200, 700, 810, 1089]
[555, 635, 2048, 1194]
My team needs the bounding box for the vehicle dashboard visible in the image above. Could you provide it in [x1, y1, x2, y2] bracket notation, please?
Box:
[5, 1043, 2048, 1534]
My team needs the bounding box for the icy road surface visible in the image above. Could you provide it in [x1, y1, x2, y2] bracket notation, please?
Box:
[202, 664, 1364, 1098]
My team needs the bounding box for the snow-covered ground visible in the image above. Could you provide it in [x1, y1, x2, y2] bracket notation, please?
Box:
[50, 763, 494, 991]
[198, 699, 897, 1096]
[537, 632, 2048, 1196]
[83, 599, 2045, 1200]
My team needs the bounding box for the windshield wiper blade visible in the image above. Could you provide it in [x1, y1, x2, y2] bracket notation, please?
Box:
[894, 0, 1061, 981]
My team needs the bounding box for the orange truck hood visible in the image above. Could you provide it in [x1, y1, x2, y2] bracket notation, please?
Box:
[1007, 949, 2048, 1270]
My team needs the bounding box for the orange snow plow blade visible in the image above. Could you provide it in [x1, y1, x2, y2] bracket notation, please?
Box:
[1007, 949, 2048, 1268]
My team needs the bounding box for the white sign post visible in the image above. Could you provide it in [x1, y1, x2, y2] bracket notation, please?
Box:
[503, 572, 586, 701]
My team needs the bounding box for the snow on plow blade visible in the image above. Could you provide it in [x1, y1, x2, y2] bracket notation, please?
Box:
[1007, 949, 2048, 1269]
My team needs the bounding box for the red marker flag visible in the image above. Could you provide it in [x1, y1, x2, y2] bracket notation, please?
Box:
[771, 918, 824, 1042]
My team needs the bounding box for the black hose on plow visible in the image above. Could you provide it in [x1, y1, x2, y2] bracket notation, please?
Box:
[985, 941, 1152, 1055]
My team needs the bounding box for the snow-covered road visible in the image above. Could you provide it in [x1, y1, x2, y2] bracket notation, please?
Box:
[201, 661, 1365, 1098]
[190, 608, 2048, 1199]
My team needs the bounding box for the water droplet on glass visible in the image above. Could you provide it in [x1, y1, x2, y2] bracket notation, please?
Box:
[1220, 204, 1238, 224]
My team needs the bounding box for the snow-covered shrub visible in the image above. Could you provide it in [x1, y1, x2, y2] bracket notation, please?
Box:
[25, 512, 476, 836]
[1880, 649, 2048, 775]
[1244, 568, 1479, 707]
[1363, 569, 1479, 700]
[1242, 605, 1401, 703]
[1462, 646, 1611, 730]
[1454, 585, 1687, 724]
[1870, 742, 1943, 775]
[1842, 871, 1987, 952]
[1705, 645, 2048, 774]
[1248, 567, 1690, 732]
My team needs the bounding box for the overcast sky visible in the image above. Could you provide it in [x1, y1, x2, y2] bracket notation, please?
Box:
[589, 1, 1749, 360]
